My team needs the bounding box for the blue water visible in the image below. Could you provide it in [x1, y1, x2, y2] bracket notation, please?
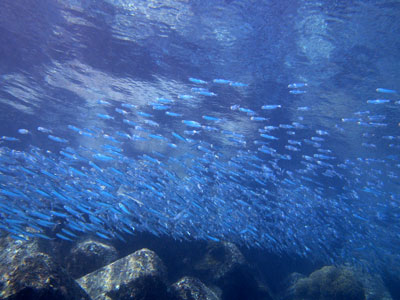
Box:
[0, 0, 399, 275]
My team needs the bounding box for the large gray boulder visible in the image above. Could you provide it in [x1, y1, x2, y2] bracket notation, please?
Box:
[194, 241, 246, 281]
[66, 239, 118, 278]
[291, 265, 366, 300]
[171, 276, 220, 300]
[194, 241, 273, 299]
[77, 248, 168, 300]
[356, 270, 392, 300]
[0, 235, 90, 300]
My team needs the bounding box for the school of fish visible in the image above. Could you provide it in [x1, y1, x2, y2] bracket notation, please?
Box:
[0, 78, 399, 270]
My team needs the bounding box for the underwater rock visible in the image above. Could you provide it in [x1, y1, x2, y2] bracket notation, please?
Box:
[0, 236, 90, 300]
[171, 276, 220, 300]
[194, 241, 246, 281]
[291, 265, 366, 300]
[357, 271, 393, 300]
[278, 272, 307, 300]
[194, 241, 273, 300]
[66, 239, 118, 279]
[77, 248, 168, 300]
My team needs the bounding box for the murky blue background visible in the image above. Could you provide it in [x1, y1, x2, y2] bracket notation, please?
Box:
[0, 0, 399, 285]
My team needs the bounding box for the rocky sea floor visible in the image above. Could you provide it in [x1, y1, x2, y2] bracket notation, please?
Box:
[0, 231, 397, 300]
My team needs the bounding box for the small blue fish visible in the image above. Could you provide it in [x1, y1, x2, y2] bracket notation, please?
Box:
[67, 125, 81, 132]
[251, 116, 269, 121]
[89, 161, 103, 172]
[261, 104, 281, 110]
[197, 145, 213, 153]
[37, 127, 52, 133]
[60, 151, 76, 159]
[288, 83, 307, 88]
[10, 234, 29, 241]
[61, 228, 78, 238]
[35, 189, 50, 197]
[190, 87, 217, 96]
[202, 115, 221, 122]
[142, 154, 160, 164]
[48, 135, 68, 143]
[79, 131, 94, 137]
[238, 107, 255, 115]
[144, 119, 159, 127]
[157, 97, 174, 104]
[228, 137, 246, 145]
[166, 111, 183, 117]
[96, 232, 112, 240]
[97, 99, 112, 106]
[115, 131, 131, 139]
[198, 90, 217, 96]
[311, 136, 324, 142]
[178, 95, 194, 100]
[121, 103, 137, 109]
[289, 90, 306, 94]
[123, 119, 137, 126]
[168, 143, 178, 148]
[115, 108, 128, 115]
[39, 170, 57, 180]
[137, 111, 153, 118]
[213, 79, 232, 84]
[189, 77, 207, 84]
[341, 118, 360, 123]
[19, 166, 36, 176]
[93, 153, 114, 161]
[1, 136, 19, 141]
[182, 120, 202, 128]
[51, 210, 69, 218]
[69, 167, 87, 177]
[369, 122, 387, 127]
[103, 134, 121, 143]
[206, 235, 220, 242]
[152, 105, 170, 110]
[97, 113, 114, 120]
[56, 233, 74, 241]
[315, 130, 329, 135]
[18, 129, 29, 134]
[230, 82, 248, 87]
[367, 99, 390, 104]
[279, 124, 294, 129]
[376, 88, 397, 94]
[172, 132, 186, 142]
[297, 106, 310, 111]
[134, 126, 150, 133]
[260, 134, 279, 140]
[0, 189, 20, 197]
[353, 111, 370, 116]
